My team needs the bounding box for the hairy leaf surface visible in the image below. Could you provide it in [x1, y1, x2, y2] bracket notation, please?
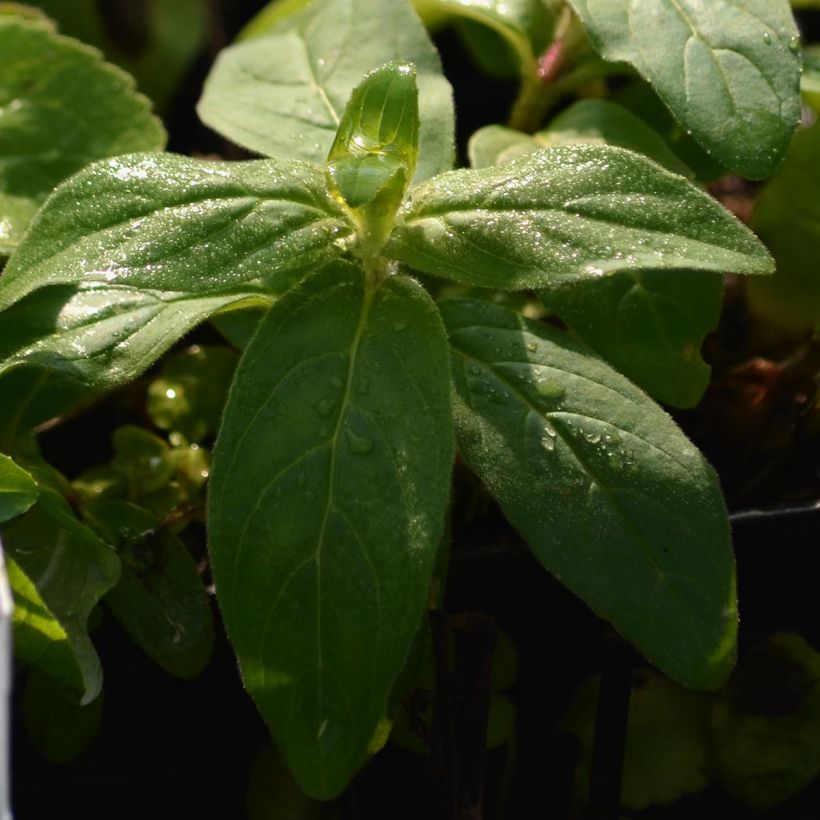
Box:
[0, 153, 351, 311]
[441, 298, 736, 689]
[197, 0, 454, 182]
[389, 144, 772, 289]
[0, 283, 266, 389]
[209, 264, 454, 797]
[566, 0, 801, 178]
[0, 13, 165, 254]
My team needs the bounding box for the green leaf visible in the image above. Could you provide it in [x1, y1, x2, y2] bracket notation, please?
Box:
[710, 633, 820, 809]
[0, 453, 38, 523]
[84, 500, 214, 679]
[747, 122, 820, 335]
[416, 0, 555, 70]
[566, 0, 802, 179]
[0, 283, 263, 389]
[327, 62, 419, 255]
[801, 46, 820, 113]
[0, 152, 351, 310]
[110, 426, 175, 496]
[543, 270, 723, 408]
[563, 670, 713, 810]
[197, 0, 454, 184]
[22, 672, 103, 763]
[440, 298, 736, 689]
[2, 464, 120, 702]
[0, 13, 165, 254]
[209, 263, 454, 797]
[388, 144, 773, 289]
[469, 101, 692, 177]
[147, 345, 239, 442]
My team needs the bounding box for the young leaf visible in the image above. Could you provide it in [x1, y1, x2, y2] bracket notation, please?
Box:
[565, 0, 802, 179]
[0, 153, 352, 311]
[197, 0, 454, 183]
[543, 270, 723, 408]
[0, 283, 266, 389]
[327, 62, 419, 256]
[209, 263, 454, 798]
[440, 298, 736, 690]
[747, 121, 820, 335]
[0, 453, 38, 523]
[2, 464, 120, 702]
[389, 144, 773, 290]
[469, 100, 692, 178]
[0, 13, 166, 255]
[84, 501, 214, 680]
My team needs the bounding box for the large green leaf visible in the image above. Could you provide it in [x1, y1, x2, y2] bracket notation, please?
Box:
[388, 144, 773, 289]
[566, 0, 801, 179]
[440, 298, 736, 689]
[543, 270, 723, 408]
[197, 0, 454, 183]
[0, 453, 38, 523]
[469, 100, 692, 177]
[0, 152, 351, 311]
[209, 263, 454, 798]
[0, 282, 265, 389]
[2, 464, 120, 702]
[0, 12, 165, 255]
[747, 121, 820, 334]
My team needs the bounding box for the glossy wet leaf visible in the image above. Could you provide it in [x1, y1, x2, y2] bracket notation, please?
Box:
[0, 283, 262, 389]
[211, 304, 269, 350]
[389, 144, 773, 290]
[0, 13, 165, 255]
[327, 63, 418, 224]
[2, 463, 120, 702]
[0, 453, 38, 523]
[441, 298, 736, 689]
[543, 270, 723, 408]
[747, 121, 820, 335]
[147, 345, 239, 442]
[563, 670, 713, 810]
[110, 426, 174, 496]
[209, 264, 454, 798]
[711, 633, 820, 809]
[197, 0, 454, 183]
[85, 500, 214, 679]
[566, 0, 802, 179]
[469, 100, 692, 177]
[21, 672, 103, 763]
[0, 153, 351, 311]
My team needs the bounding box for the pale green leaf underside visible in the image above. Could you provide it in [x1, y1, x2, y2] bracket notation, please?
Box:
[197, 0, 454, 183]
[0, 282, 267, 389]
[0, 153, 351, 312]
[543, 270, 723, 408]
[389, 144, 772, 289]
[2, 469, 120, 703]
[441, 298, 736, 689]
[566, 0, 801, 179]
[0, 453, 38, 523]
[469, 100, 692, 177]
[0, 14, 166, 255]
[209, 265, 454, 798]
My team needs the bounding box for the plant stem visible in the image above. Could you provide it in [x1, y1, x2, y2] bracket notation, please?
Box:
[508, 72, 562, 134]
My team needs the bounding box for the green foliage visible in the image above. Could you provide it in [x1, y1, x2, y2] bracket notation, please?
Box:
[0, 0, 802, 802]
[566, 0, 802, 178]
[0, 11, 166, 255]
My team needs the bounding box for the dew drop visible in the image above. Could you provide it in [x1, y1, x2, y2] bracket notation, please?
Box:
[526, 341, 538, 353]
[316, 398, 336, 418]
[469, 365, 481, 376]
[346, 428, 373, 455]
[763, 31, 772, 45]
[788, 35, 800, 53]
[535, 377, 565, 401]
